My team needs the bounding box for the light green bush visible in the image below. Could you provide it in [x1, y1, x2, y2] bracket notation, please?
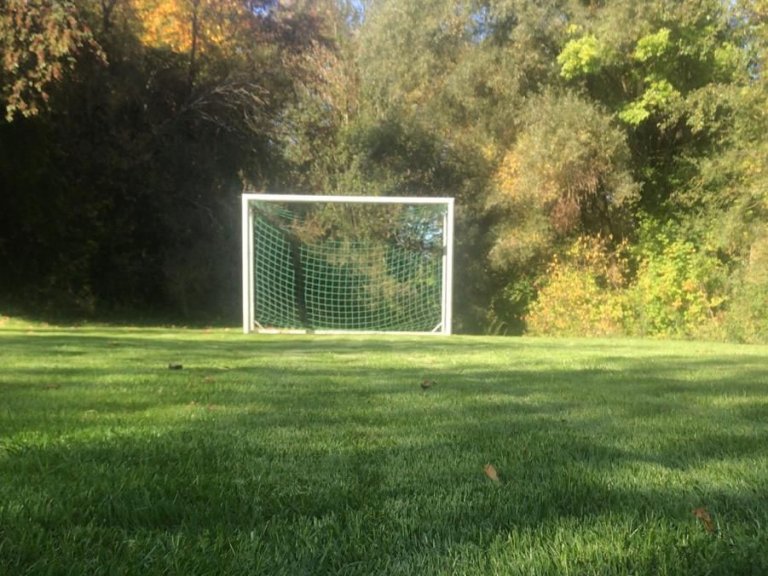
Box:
[626, 221, 728, 339]
[723, 234, 768, 343]
[725, 281, 768, 343]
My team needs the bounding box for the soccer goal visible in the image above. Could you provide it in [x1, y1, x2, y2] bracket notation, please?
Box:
[242, 193, 454, 335]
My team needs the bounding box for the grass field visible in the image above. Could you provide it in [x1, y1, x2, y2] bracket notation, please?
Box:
[1, 316, 768, 575]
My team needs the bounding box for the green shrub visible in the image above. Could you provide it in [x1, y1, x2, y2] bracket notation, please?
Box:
[725, 281, 768, 343]
[723, 234, 768, 343]
[525, 224, 731, 340]
[627, 221, 727, 339]
[487, 275, 537, 336]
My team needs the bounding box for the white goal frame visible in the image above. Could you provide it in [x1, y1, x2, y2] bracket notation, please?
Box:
[242, 193, 454, 335]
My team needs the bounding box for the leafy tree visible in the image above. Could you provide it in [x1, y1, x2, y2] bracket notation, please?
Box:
[0, 0, 104, 120]
[484, 91, 637, 328]
[0, 0, 343, 319]
[488, 92, 637, 268]
[556, 0, 753, 211]
[352, 0, 575, 331]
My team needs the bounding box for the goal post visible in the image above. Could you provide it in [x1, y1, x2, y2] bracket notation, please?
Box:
[242, 193, 454, 335]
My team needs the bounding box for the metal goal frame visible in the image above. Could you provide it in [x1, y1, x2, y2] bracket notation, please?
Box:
[241, 193, 454, 335]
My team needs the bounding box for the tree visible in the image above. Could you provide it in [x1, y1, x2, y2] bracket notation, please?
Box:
[0, 0, 347, 318]
[487, 92, 637, 271]
[556, 0, 752, 211]
[0, 0, 103, 120]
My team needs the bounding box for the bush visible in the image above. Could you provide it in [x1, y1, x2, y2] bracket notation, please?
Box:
[725, 281, 768, 343]
[626, 221, 728, 339]
[723, 234, 768, 343]
[526, 236, 630, 336]
[525, 224, 732, 340]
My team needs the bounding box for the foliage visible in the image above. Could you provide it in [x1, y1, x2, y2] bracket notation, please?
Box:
[524, 221, 735, 341]
[512, 220, 754, 341]
[0, 0, 339, 320]
[0, 0, 103, 120]
[558, 34, 606, 80]
[724, 233, 768, 343]
[618, 77, 681, 126]
[487, 92, 637, 273]
[526, 235, 630, 337]
[0, 0, 767, 340]
[726, 280, 768, 344]
[627, 220, 728, 339]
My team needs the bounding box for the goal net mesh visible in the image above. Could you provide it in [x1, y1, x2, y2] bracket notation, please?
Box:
[250, 201, 446, 332]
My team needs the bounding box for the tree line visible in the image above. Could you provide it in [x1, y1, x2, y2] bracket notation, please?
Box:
[1, 0, 766, 341]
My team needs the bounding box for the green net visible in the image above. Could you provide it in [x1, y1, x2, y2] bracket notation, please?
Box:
[251, 202, 446, 332]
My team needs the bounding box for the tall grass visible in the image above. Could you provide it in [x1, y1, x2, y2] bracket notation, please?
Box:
[1, 317, 767, 575]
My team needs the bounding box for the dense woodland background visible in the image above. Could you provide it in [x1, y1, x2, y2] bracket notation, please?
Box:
[0, 0, 766, 340]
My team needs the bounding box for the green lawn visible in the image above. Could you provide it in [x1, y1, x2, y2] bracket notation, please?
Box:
[1, 317, 768, 575]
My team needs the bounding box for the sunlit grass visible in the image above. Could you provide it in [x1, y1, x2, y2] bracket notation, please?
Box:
[1, 316, 767, 575]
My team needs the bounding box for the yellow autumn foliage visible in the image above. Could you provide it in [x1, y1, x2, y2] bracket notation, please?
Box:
[527, 235, 630, 337]
[129, 0, 248, 54]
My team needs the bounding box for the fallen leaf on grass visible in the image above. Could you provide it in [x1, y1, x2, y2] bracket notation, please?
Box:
[693, 507, 716, 533]
[484, 463, 500, 483]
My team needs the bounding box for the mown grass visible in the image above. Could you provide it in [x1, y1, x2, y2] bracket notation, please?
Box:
[1, 315, 767, 575]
